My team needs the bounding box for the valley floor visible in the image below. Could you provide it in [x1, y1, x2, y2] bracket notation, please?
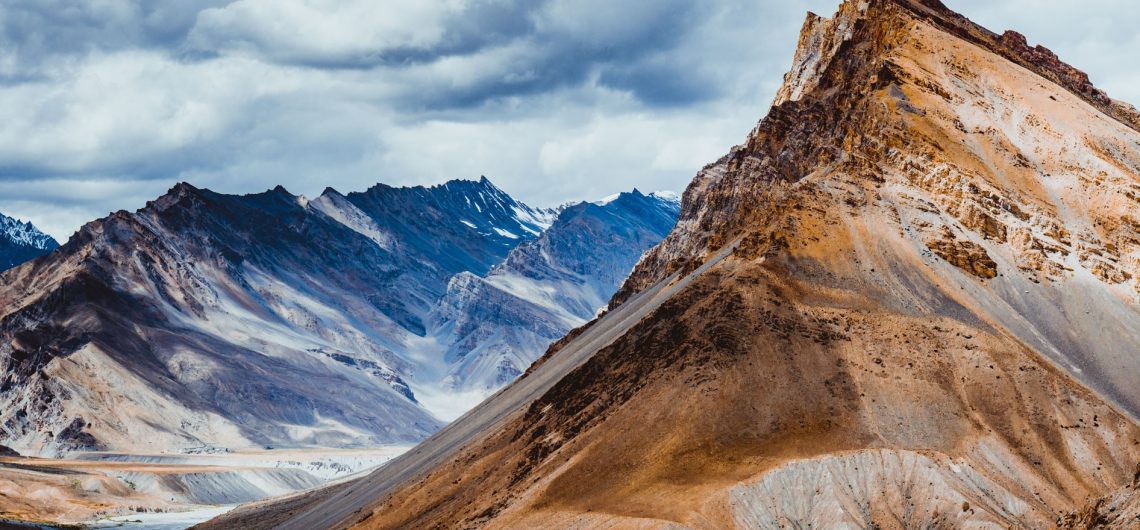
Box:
[0, 447, 409, 529]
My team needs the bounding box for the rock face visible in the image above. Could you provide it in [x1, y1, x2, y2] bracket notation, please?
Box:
[0, 212, 58, 271]
[204, 1, 1140, 528]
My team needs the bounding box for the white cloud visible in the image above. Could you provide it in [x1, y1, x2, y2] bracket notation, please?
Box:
[0, 51, 256, 173]
[187, 0, 460, 66]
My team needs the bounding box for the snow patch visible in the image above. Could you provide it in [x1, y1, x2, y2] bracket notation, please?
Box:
[492, 227, 519, 239]
[309, 193, 395, 250]
[594, 193, 622, 206]
[511, 205, 557, 231]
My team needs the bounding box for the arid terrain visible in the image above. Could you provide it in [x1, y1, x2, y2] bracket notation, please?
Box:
[199, 0, 1140, 528]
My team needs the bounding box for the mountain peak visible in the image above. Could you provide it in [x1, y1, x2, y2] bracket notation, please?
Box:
[0, 211, 58, 271]
[169, 181, 201, 194]
[146, 181, 207, 213]
[437, 175, 508, 196]
[780, 0, 1137, 131]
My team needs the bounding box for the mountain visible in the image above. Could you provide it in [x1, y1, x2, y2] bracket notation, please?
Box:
[0, 177, 560, 456]
[307, 176, 558, 335]
[206, 1, 1140, 528]
[0, 212, 58, 271]
[0, 177, 678, 458]
[426, 190, 680, 398]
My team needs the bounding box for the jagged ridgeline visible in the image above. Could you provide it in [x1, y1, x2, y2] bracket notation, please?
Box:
[0, 212, 58, 272]
[202, 0, 1140, 528]
[0, 177, 678, 456]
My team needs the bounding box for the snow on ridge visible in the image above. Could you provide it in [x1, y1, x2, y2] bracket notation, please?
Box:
[511, 205, 557, 232]
[419, 175, 558, 237]
[0, 212, 56, 250]
[594, 193, 622, 206]
[308, 193, 396, 250]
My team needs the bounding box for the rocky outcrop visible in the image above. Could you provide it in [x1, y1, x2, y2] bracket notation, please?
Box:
[890, 0, 1140, 132]
[925, 227, 998, 278]
[997, 30, 1109, 106]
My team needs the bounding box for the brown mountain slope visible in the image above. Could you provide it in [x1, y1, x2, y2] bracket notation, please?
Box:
[1058, 464, 1140, 529]
[198, 0, 1140, 528]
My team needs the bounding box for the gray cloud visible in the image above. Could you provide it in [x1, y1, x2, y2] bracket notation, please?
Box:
[184, 0, 713, 109]
[0, 0, 1136, 240]
[0, 0, 229, 73]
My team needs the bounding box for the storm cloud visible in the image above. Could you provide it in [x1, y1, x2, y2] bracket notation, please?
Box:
[0, 0, 1137, 239]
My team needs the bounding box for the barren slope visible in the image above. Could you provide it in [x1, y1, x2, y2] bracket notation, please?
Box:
[199, 0, 1140, 528]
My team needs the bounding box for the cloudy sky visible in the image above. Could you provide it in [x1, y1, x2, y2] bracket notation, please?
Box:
[1, 0, 1137, 240]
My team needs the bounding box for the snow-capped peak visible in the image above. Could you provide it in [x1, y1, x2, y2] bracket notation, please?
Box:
[0, 213, 57, 250]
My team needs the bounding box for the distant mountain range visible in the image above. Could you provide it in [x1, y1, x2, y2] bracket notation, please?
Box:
[429, 190, 680, 400]
[0, 212, 58, 271]
[0, 177, 677, 456]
